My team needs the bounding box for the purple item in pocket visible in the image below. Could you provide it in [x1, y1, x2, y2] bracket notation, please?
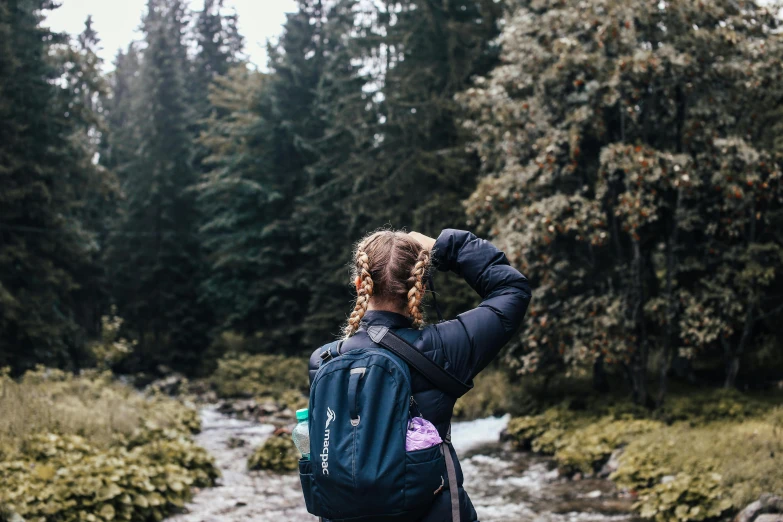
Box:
[406, 416, 443, 451]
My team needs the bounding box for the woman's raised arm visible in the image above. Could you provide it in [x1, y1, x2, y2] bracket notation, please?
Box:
[420, 229, 532, 388]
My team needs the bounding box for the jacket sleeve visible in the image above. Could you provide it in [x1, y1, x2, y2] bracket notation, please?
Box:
[420, 229, 531, 387]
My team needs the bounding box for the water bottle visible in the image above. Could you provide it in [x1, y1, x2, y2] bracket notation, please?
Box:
[292, 408, 310, 459]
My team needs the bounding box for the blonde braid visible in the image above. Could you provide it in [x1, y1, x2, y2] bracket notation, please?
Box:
[407, 249, 430, 328]
[344, 249, 374, 338]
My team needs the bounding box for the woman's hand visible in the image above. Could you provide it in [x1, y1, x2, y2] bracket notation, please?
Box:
[408, 231, 436, 251]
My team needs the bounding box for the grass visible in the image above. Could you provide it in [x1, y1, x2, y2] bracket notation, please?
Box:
[0, 367, 188, 458]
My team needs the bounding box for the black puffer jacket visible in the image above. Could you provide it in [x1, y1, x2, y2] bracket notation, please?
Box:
[308, 229, 531, 521]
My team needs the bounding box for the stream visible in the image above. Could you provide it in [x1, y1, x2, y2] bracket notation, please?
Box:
[167, 407, 640, 522]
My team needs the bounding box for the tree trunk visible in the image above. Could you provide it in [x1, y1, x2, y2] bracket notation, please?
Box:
[725, 201, 758, 389]
[632, 239, 648, 406]
[657, 188, 682, 407]
[725, 303, 754, 389]
[593, 355, 611, 393]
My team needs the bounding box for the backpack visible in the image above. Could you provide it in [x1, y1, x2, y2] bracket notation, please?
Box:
[299, 325, 471, 522]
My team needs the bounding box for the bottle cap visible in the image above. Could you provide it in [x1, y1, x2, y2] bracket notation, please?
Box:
[296, 408, 309, 421]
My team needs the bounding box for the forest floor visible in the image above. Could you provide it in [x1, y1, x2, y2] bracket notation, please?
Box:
[166, 406, 639, 522]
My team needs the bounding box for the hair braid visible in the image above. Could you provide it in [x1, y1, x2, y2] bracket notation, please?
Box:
[344, 249, 374, 338]
[407, 248, 430, 328]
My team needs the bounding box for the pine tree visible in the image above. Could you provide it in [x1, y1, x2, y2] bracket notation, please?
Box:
[53, 16, 119, 343]
[197, 0, 330, 353]
[347, 0, 502, 235]
[298, 0, 504, 338]
[192, 0, 244, 120]
[0, 0, 112, 372]
[107, 0, 212, 374]
[101, 44, 142, 181]
[294, 0, 367, 346]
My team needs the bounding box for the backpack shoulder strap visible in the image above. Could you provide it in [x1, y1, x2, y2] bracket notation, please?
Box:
[366, 325, 472, 398]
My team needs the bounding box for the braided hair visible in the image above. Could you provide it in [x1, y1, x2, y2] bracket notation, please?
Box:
[343, 230, 432, 338]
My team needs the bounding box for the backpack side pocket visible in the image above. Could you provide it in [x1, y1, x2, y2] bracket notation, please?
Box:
[299, 458, 316, 514]
[404, 445, 446, 511]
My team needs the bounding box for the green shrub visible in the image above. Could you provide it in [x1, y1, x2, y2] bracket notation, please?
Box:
[209, 353, 308, 399]
[506, 390, 782, 521]
[654, 388, 766, 424]
[505, 406, 581, 452]
[277, 389, 308, 412]
[635, 473, 733, 522]
[1, 429, 219, 522]
[614, 409, 783, 512]
[554, 418, 662, 475]
[88, 309, 136, 371]
[247, 435, 299, 472]
[0, 369, 218, 522]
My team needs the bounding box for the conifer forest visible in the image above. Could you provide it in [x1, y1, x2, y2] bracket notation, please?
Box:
[1, 1, 782, 521]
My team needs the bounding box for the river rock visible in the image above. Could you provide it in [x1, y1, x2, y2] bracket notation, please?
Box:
[257, 400, 280, 415]
[146, 373, 189, 396]
[599, 448, 624, 478]
[217, 401, 235, 414]
[734, 494, 783, 522]
[755, 516, 783, 522]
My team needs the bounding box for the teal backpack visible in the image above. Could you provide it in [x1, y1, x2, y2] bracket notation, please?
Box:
[299, 325, 471, 522]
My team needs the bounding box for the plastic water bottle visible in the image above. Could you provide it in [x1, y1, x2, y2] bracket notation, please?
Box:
[292, 408, 310, 459]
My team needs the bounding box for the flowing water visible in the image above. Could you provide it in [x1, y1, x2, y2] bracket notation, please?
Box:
[167, 407, 639, 522]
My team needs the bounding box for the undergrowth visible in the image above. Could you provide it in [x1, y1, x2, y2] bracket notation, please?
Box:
[247, 435, 299, 472]
[0, 368, 218, 522]
[505, 387, 783, 522]
[209, 352, 308, 399]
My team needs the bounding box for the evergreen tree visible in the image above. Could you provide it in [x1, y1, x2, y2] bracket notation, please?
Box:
[294, 0, 367, 346]
[198, 0, 331, 353]
[0, 0, 112, 372]
[101, 43, 142, 181]
[192, 0, 244, 120]
[107, 0, 212, 374]
[199, 0, 504, 354]
[348, 0, 502, 235]
[53, 16, 119, 342]
[298, 0, 504, 340]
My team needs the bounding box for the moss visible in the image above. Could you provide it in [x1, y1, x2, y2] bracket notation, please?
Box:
[209, 353, 308, 399]
[247, 435, 299, 472]
[505, 406, 582, 452]
[0, 369, 219, 522]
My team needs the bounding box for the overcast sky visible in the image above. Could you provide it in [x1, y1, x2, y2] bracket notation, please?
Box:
[45, 0, 299, 71]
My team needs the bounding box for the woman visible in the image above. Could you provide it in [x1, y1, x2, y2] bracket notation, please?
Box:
[308, 228, 531, 521]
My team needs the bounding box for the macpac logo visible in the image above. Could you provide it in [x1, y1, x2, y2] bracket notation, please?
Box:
[321, 407, 334, 475]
